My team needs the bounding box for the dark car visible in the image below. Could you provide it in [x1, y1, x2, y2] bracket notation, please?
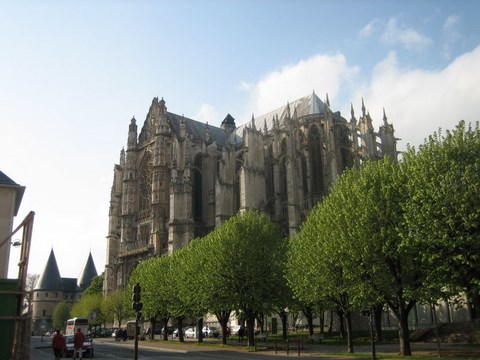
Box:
[161, 326, 175, 335]
[63, 334, 94, 358]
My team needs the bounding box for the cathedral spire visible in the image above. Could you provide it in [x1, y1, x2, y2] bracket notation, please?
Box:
[286, 102, 291, 119]
[325, 93, 330, 107]
[159, 97, 167, 114]
[34, 249, 62, 291]
[383, 107, 388, 125]
[251, 113, 256, 130]
[77, 252, 98, 289]
[127, 117, 137, 149]
[120, 148, 125, 167]
[361, 98, 366, 117]
[350, 103, 355, 120]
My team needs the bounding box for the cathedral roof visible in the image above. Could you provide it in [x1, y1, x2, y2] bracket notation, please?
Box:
[77, 252, 98, 289]
[167, 112, 227, 145]
[236, 91, 328, 134]
[63, 278, 80, 292]
[0, 170, 25, 216]
[34, 249, 63, 291]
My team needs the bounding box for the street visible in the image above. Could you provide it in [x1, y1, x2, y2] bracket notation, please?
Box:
[30, 336, 324, 360]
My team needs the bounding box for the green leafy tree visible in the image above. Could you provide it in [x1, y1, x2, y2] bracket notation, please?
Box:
[191, 231, 233, 344]
[287, 226, 359, 353]
[103, 289, 128, 328]
[52, 301, 71, 330]
[207, 210, 286, 346]
[83, 273, 104, 296]
[128, 255, 173, 340]
[70, 293, 104, 326]
[288, 157, 424, 356]
[401, 121, 480, 319]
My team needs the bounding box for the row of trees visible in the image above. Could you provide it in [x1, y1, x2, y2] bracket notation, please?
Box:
[57, 121, 479, 357]
[128, 210, 288, 346]
[288, 121, 480, 355]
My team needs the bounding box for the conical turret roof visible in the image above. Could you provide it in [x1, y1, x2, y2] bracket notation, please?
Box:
[77, 252, 98, 290]
[34, 249, 63, 291]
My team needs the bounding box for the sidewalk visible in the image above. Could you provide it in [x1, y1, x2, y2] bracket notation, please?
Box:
[93, 335, 480, 358]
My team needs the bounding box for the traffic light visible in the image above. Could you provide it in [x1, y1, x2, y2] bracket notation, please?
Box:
[132, 283, 141, 303]
[132, 283, 143, 312]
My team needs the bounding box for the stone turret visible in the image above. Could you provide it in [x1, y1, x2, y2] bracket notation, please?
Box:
[221, 113, 236, 139]
[34, 249, 62, 292]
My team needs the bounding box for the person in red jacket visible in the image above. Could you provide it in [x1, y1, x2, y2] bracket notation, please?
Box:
[51, 329, 65, 360]
[73, 328, 85, 359]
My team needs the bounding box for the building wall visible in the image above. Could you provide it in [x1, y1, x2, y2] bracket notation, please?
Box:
[0, 187, 17, 277]
[31, 290, 77, 334]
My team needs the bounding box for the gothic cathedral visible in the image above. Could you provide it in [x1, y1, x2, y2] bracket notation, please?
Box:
[104, 92, 397, 292]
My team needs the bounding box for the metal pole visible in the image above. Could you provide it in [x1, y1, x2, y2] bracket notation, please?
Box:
[370, 309, 376, 360]
[432, 303, 441, 358]
[134, 315, 139, 360]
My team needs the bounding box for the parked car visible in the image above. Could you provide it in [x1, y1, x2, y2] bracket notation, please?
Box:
[161, 326, 175, 335]
[230, 325, 242, 335]
[184, 327, 196, 338]
[145, 323, 162, 335]
[173, 327, 190, 338]
[63, 334, 94, 358]
[202, 326, 220, 338]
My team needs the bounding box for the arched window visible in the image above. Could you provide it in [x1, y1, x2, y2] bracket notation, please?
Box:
[308, 126, 324, 198]
[301, 154, 309, 210]
[279, 138, 288, 217]
[265, 145, 275, 215]
[192, 154, 203, 221]
[139, 151, 153, 212]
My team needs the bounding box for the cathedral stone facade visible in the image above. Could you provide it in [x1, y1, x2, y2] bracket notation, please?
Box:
[104, 92, 397, 292]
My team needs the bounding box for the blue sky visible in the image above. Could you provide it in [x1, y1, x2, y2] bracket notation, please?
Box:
[2, 0, 479, 278]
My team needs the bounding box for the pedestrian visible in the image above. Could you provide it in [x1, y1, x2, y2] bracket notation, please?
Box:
[51, 329, 65, 360]
[73, 327, 85, 359]
[238, 325, 244, 343]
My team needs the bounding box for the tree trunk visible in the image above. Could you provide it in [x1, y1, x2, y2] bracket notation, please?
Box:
[162, 317, 169, 341]
[373, 303, 384, 342]
[345, 310, 354, 353]
[197, 318, 204, 343]
[336, 310, 345, 339]
[302, 306, 314, 336]
[149, 317, 156, 340]
[397, 300, 412, 356]
[177, 317, 184, 342]
[467, 289, 480, 321]
[279, 309, 288, 340]
[215, 310, 231, 345]
[328, 309, 333, 332]
[319, 310, 325, 334]
[246, 315, 256, 347]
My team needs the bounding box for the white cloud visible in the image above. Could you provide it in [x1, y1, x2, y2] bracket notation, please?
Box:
[238, 81, 254, 91]
[353, 46, 480, 149]
[381, 17, 432, 51]
[241, 45, 480, 153]
[195, 103, 218, 124]
[443, 14, 462, 59]
[359, 19, 380, 38]
[444, 14, 460, 29]
[242, 53, 360, 120]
